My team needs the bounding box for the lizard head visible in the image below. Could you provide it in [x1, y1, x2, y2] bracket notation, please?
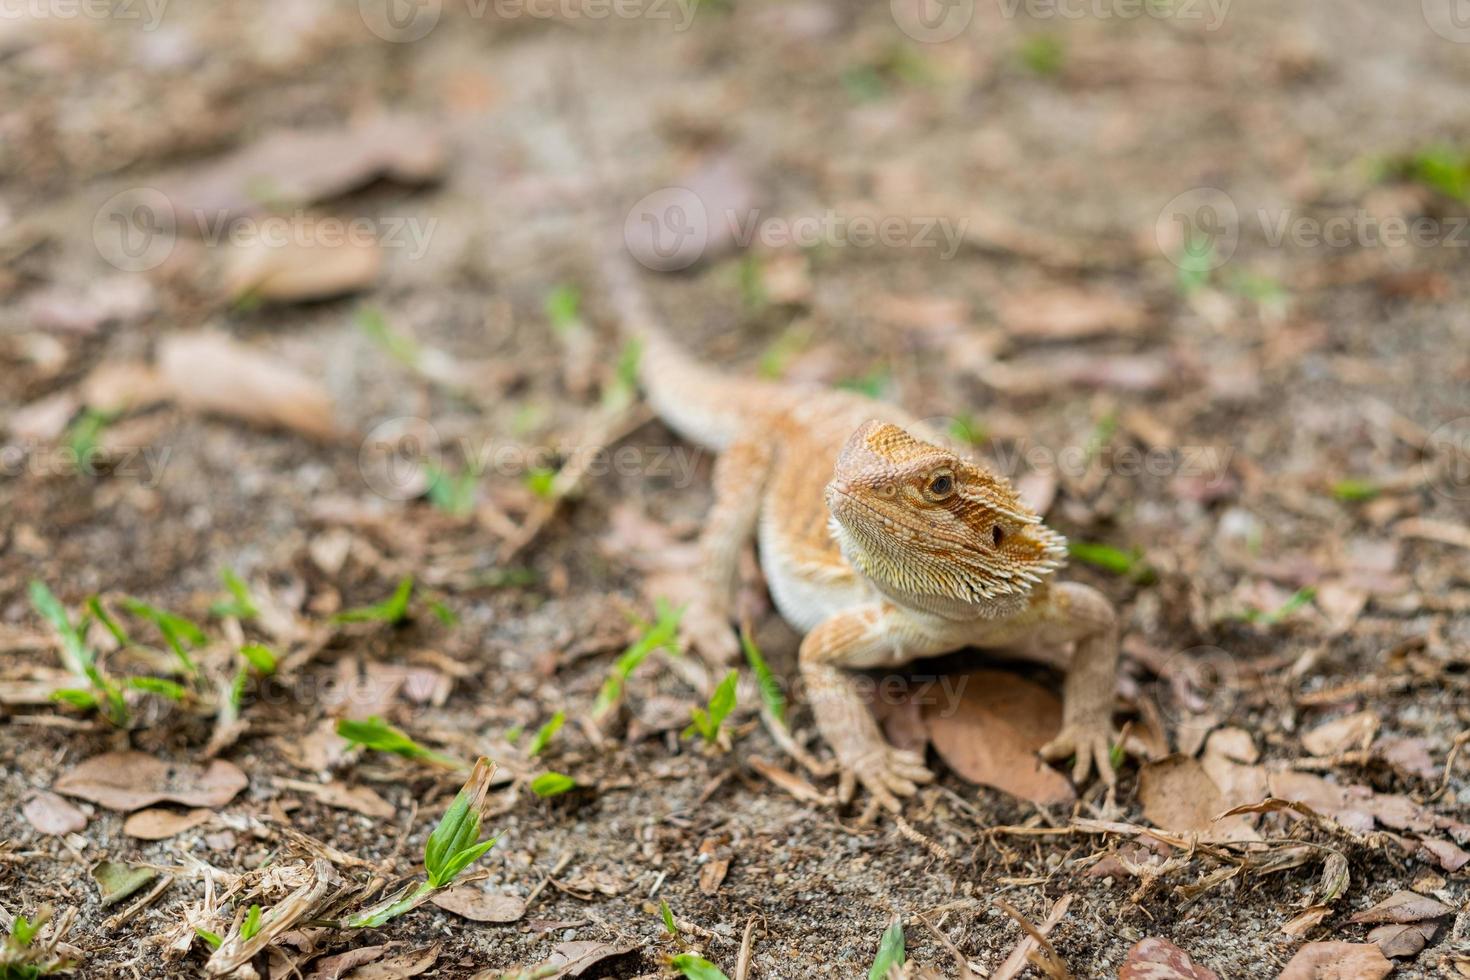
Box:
[824, 420, 1067, 617]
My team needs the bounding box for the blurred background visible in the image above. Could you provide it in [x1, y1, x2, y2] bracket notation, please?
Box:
[2, 0, 1470, 976]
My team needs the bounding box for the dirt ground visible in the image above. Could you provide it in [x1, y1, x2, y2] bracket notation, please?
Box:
[2, 0, 1470, 977]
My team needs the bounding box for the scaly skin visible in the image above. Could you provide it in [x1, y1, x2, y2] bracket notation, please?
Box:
[603, 261, 1120, 811]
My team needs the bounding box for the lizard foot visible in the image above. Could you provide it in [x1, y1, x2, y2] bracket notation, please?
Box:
[1040, 718, 1117, 787]
[837, 741, 934, 813]
[680, 600, 740, 666]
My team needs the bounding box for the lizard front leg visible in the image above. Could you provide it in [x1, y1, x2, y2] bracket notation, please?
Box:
[1031, 582, 1120, 786]
[681, 437, 773, 666]
[800, 604, 937, 811]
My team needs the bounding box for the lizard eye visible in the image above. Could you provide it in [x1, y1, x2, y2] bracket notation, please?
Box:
[925, 471, 955, 499]
[991, 525, 1005, 547]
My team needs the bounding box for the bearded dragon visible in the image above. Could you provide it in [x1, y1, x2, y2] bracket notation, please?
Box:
[603, 262, 1120, 811]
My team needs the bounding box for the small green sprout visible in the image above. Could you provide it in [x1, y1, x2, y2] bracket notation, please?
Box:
[947, 414, 987, 447]
[529, 772, 576, 797]
[684, 670, 738, 745]
[426, 464, 479, 516]
[593, 600, 684, 718]
[869, 918, 906, 980]
[346, 759, 501, 928]
[1019, 34, 1064, 75]
[1331, 478, 1380, 502]
[741, 629, 784, 726]
[1067, 541, 1157, 584]
[194, 928, 223, 951]
[603, 337, 643, 411]
[240, 905, 262, 942]
[125, 676, 189, 702]
[65, 408, 114, 474]
[210, 569, 259, 620]
[332, 577, 414, 625]
[1392, 145, 1470, 203]
[523, 467, 559, 501]
[121, 598, 206, 675]
[86, 596, 130, 646]
[31, 581, 127, 726]
[336, 716, 463, 769]
[2, 907, 75, 978]
[1237, 586, 1316, 626]
[736, 254, 766, 310]
[228, 643, 278, 713]
[659, 899, 678, 937]
[544, 284, 582, 334]
[836, 366, 890, 399]
[757, 325, 811, 379]
[428, 600, 458, 627]
[670, 954, 730, 980]
[527, 711, 565, 757]
[356, 307, 421, 368]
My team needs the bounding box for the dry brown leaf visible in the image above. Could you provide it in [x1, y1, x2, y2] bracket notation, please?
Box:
[123, 807, 213, 840]
[159, 117, 445, 220]
[80, 362, 166, 415]
[305, 944, 390, 980]
[221, 231, 382, 302]
[278, 779, 395, 819]
[1277, 941, 1392, 980]
[344, 942, 440, 979]
[428, 886, 527, 923]
[22, 790, 88, 836]
[157, 332, 338, 441]
[1367, 922, 1436, 959]
[1347, 890, 1453, 925]
[488, 941, 635, 980]
[1118, 937, 1222, 979]
[922, 669, 1074, 806]
[9, 391, 78, 442]
[1281, 906, 1332, 938]
[54, 751, 247, 812]
[1138, 755, 1256, 841]
[996, 285, 1147, 340]
[1139, 755, 1222, 834]
[1302, 711, 1379, 757]
[747, 757, 830, 804]
[557, 869, 627, 898]
[1394, 518, 1470, 551]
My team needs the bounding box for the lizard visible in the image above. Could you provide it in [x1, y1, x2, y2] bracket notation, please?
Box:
[601, 259, 1121, 811]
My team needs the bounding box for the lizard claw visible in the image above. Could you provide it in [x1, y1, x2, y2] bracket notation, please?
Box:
[1040, 719, 1117, 787]
[680, 600, 740, 666]
[840, 742, 934, 813]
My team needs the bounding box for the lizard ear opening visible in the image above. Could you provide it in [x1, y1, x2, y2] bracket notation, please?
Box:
[991, 525, 1005, 547]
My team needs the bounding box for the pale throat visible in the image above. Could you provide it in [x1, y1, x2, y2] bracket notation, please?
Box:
[834, 524, 1037, 622]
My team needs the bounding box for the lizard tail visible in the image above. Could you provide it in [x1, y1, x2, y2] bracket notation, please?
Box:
[600, 256, 778, 451]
